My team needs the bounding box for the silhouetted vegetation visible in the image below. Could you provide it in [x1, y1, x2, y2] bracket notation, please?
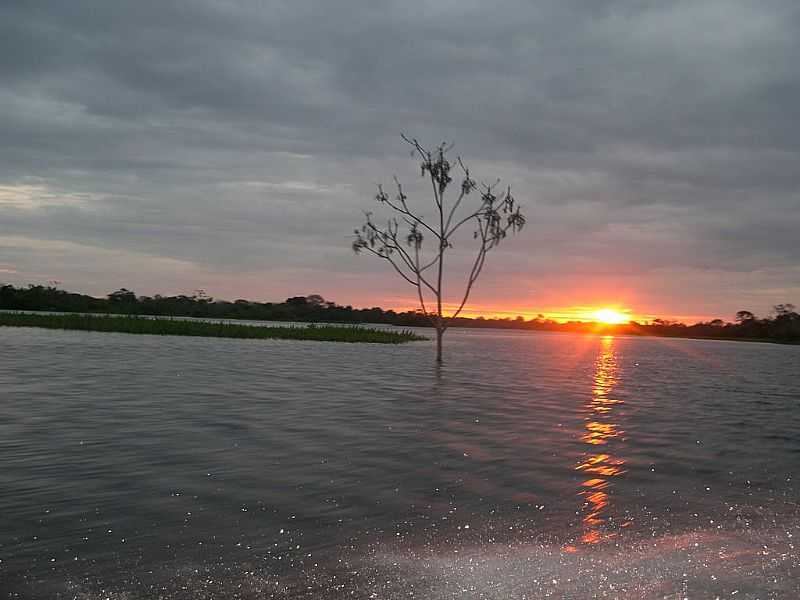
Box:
[1, 284, 797, 343]
[0, 310, 425, 344]
[352, 137, 526, 363]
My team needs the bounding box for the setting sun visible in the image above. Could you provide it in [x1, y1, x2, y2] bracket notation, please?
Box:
[592, 308, 629, 325]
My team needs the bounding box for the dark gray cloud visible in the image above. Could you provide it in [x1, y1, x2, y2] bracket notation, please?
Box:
[1, 0, 799, 319]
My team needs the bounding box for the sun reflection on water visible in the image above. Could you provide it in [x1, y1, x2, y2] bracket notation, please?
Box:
[575, 335, 628, 545]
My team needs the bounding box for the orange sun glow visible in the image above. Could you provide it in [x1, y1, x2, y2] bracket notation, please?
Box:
[592, 308, 629, 325]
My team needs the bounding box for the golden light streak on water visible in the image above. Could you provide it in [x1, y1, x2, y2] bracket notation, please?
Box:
[575, 335, 629, 545]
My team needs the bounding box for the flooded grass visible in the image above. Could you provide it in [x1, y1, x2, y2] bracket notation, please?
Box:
[0, 311, 426, 344]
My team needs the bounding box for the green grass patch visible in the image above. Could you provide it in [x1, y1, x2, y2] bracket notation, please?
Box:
[0, 312, 427, 344]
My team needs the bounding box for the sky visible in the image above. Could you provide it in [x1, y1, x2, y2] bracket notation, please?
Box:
[1, 1, 799, 322]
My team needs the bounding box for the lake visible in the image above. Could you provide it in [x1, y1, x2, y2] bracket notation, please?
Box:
[1, 326, 799, 599]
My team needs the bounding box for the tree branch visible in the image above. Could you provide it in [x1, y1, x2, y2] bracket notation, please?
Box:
[444, 157, 475, 234]
[361, 219, 438, 295]
[414, 244, 430, 318]
[444, 219, 491, 326]
[359, 245, 419, 287]
[379, 180, 440, 240]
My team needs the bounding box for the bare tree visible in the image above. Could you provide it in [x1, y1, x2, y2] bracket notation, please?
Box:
[352, 137, 526, 363]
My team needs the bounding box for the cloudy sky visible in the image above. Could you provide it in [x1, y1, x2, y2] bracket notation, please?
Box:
[2, 0, 799, 321]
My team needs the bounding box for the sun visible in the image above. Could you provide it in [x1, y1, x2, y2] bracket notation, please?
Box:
[592, 308, 629, 325]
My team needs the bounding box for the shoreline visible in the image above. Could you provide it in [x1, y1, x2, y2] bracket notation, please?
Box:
[2, 309, 797, 346]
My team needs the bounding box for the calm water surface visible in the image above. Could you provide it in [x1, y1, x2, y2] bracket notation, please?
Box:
[1, 327, 799, 599]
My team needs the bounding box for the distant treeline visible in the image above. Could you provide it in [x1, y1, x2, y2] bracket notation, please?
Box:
[1, 284, 798, 343]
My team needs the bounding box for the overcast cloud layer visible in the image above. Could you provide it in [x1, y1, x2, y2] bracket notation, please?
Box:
[1, 0, 799, 320]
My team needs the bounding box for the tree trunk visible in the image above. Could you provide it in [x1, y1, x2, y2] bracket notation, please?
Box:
[435, 326, 444, 364]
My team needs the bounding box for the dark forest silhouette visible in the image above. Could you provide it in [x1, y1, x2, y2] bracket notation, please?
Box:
[1, 285, 798, 343]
